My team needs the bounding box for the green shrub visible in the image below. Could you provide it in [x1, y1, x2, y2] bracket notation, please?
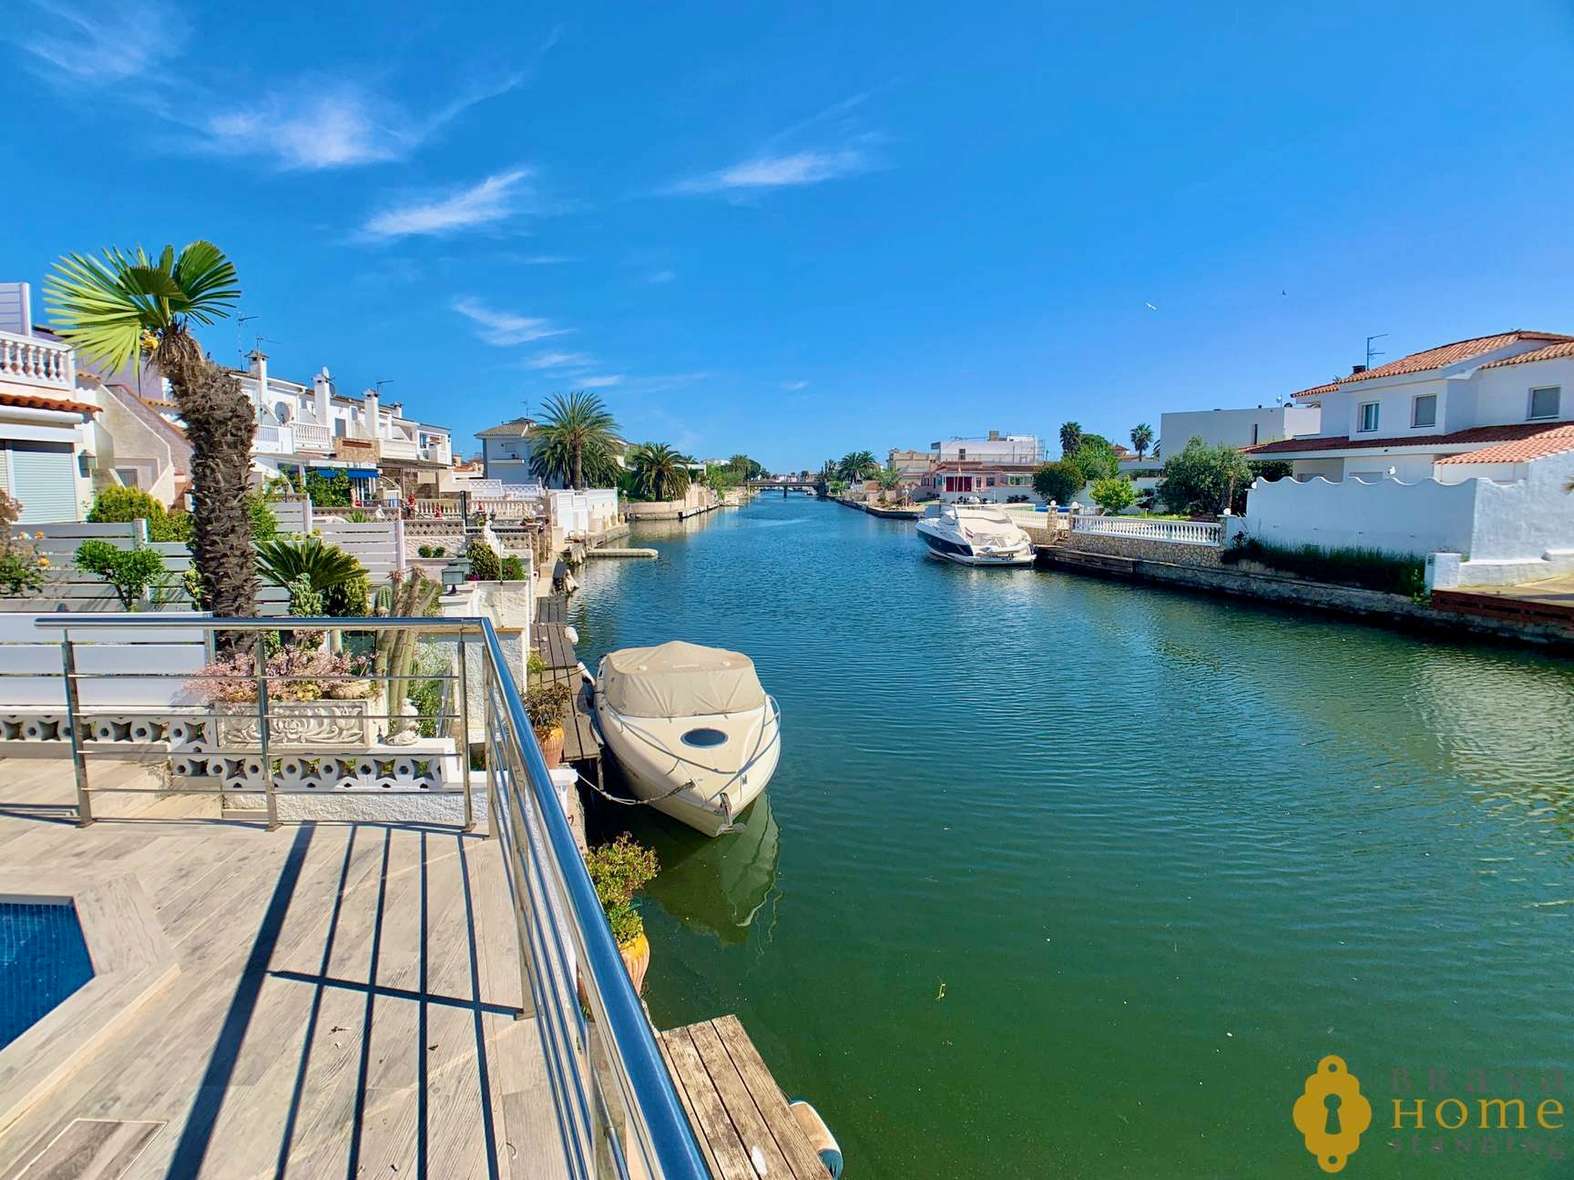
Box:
[304, 471, 352, 507]
[1222, 537, 1426, 596]
[1158, 436, 1252, 516]
[585, 834, 659, 947]
[1069, 435, 1120, 482]
[75, 540, 166, 609]
[154, 492, 275, 543]
[466, 538, 501, 581]
[1032, 461, 1084, 505]
[345, 509, 371, 523]
[1090, 476, 1136, 514]
[500, 555, 526, 580]
[524, 680, 571, 739]
[417, 544, 433, 558]
[87, 487, 168, 531]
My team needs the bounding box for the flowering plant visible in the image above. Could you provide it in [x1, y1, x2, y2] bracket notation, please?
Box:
[190, 646, 378, 705]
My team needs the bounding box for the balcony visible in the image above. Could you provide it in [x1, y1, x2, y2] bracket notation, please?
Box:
[379, 435, 420, 461]
[291, 421, 332, 452]
[0, 616, 710, 1179]
[0, 329, 75, 392]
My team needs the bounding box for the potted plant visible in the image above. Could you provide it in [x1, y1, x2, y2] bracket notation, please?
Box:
[525, 681, 571, 766]
[584, 834, 659, 993]
[193, 646, 381, 750]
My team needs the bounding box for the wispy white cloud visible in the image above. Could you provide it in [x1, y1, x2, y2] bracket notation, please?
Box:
[671, 148, 870, 194]
[524, 351, 596, 370]
[452, 296, 569, 346]
[579, 375, 624, 389]
[12, 0, 186, 82]
[200, 74, 520, 171]
[365, 168, 534, 239]
[781, 380, 809, 391]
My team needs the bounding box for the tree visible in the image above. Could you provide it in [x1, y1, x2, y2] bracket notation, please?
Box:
[1157, 436, 1253, 516]
[873, 463, 905, 504]
[1032, 461, 1084, 505]
[1069, 435, 1119, 482]
[529, 391, 621, 489]
[725, 454, 764, 481]
[46, 242, 255, 621]
[1090, 476, 1137, 514]
[837, 451, 877, 482]
[255, 535, 366, 597]
[1130, 423, 1154, 459]
[628, 442, 692, 501]
[1059, 421, 1083, 457]
[75, 540, 166, 609]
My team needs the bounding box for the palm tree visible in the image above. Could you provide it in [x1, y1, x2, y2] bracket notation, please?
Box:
[1059, 421, 1083, 457]
[255, 535, 366, 594]
[1130, 423, 1154, 460]
[530, 391, 621, 489]
[627, 442, 691, 501]
[45, 242, 256, 621]
[837, 450, 877, 482]
[873, 463, 905, 505]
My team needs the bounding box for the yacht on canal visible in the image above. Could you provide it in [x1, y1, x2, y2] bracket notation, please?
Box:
[915, 503, 1037, 566]
[592, 640, 782, 837]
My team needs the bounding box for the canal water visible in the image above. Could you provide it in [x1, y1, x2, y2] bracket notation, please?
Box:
[572, 495, 1574, 1179]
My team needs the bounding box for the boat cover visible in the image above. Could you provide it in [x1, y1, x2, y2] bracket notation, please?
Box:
[600, 641, 767, 718]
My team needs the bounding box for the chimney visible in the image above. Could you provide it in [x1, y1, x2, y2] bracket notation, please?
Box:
[313, 367, 332, 426]
[1351, 364, 1368, 375]
[988, 429, 1001, 441]
[248, 349, 268, 408]
[362, 388, 380, 438]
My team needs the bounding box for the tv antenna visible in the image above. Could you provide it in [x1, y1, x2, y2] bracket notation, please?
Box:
[373, 378, 396, 394]
[237, 314, 259, 360]
[1364, 333, 1388, 369]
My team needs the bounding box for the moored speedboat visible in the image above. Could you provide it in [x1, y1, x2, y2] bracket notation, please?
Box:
[592, 641, 780, 837]
[915, 503, 1036, 566]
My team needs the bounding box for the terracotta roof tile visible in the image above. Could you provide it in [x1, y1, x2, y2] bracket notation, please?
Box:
[1288, 331, 1574, 400]
[1244, 422, 1569, 457]
[1477, 340, 1574, 370]
[0, 390, 98, 415]
[1434, 425, 1574, 465]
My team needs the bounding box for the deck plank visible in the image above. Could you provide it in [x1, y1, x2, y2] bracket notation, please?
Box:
[656, 1027, 754, 1178]
[686, 1019, 793, 1178]
[713, 1015, 829, 1178]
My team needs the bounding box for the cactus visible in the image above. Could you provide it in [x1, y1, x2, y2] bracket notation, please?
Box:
[374, 571, 443, 740]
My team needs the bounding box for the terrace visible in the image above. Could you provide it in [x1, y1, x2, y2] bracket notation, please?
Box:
[0, 616, 710, 1179]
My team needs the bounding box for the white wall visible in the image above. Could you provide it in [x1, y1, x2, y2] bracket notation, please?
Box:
[1243, 474, 1479, 557]
[1468, 451, 1574, 562]
[1161, 405, 1319, 455]
[1470, 357, 1574, 430]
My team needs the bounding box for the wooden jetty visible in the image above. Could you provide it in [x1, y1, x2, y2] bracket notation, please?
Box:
[530, 591, 602, 773]
[657, 1016, 834, 1179]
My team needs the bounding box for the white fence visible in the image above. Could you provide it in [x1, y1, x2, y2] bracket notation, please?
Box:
[1070, 515, 1221, 546]
[1241, 453, 1574, 585]
[0, 612, 207, 708]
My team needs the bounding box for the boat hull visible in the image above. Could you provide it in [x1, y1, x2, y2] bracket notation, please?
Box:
[593, 695, 781, 837]
[915, 521, 1035, 566]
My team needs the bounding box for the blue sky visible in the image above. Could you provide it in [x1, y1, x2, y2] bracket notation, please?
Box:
[4, 1, 1573, 471]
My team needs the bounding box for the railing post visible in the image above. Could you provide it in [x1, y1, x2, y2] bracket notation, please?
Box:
[457, 627, 473, 832]
[60, 633, 93, 827]
[256, 639, 279, 830]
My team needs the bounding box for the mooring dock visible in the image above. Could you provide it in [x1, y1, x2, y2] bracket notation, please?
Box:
[657, 1016, 833, 1178]
[531, 590, 603, 773]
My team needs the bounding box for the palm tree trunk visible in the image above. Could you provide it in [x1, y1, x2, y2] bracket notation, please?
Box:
[164, 344, 258, 626]
[572, 444, 583, 490]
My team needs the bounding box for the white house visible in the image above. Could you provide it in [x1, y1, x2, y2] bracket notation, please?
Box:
[1238, 330, 1574, 585]
[1159, 404, 1320, 458]
[477, 416, 628, 489]
[916, 431, 1045, 503]
[236, 352, 453, 502]
[1244, 331, 1574, 481]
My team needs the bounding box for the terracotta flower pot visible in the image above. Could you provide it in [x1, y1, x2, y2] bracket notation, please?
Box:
[620, 932, 650, 995]
[538, 723, 565, 766]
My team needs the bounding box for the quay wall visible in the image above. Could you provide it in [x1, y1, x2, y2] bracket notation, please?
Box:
[1061, 534, 1222, 568]
[1041, 549, 1574, 652]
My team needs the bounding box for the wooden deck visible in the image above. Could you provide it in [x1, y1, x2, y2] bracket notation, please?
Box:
[0, 758, 566, 1180]
[657, 1017, 829, 1179]
[531, 592, 602, 769]
[1433, 576, 1574, 631]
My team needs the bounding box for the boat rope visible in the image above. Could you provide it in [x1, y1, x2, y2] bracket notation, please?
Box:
[567, 765, 696, 806]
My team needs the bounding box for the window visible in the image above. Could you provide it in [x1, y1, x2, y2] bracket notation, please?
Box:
[1411, 395, 1437, 428]
[1358, 402, 1380, 432]
[985, 476, 996, 487]
[1529, 386, 1561, 420]
[957, 447, 967, 460]
[1250, 423, 1260, 445]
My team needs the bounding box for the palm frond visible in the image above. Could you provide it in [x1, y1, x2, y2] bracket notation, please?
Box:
[170, 241, 241, 323]
[43, 251, 160, 371]
[255, 536, 366, 591]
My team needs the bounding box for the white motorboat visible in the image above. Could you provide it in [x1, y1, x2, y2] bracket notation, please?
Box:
[915, 503, 1036, 566]
[592, 641, 781, 837]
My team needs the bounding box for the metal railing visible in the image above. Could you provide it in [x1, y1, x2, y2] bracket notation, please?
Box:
[1070, 514, 1222, 546]
[12, 615, 710, 1180]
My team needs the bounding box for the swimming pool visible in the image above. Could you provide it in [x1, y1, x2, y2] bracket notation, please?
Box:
[0, 901, 94, 1049]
